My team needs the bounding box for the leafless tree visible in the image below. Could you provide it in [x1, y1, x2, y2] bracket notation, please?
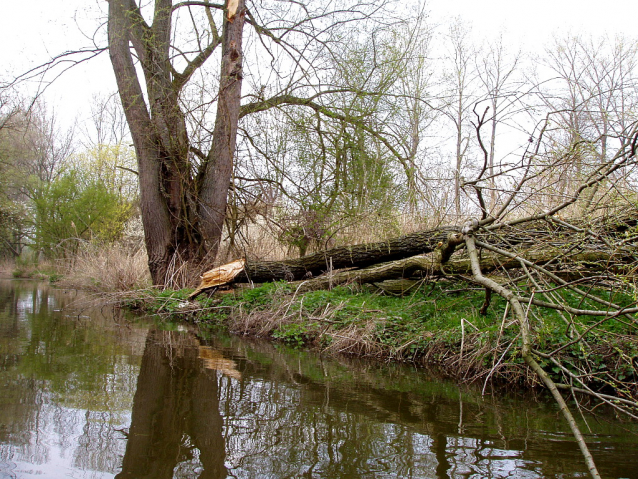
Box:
[438, 19, 481, 219]
[536, 34, 638, 215]
[475, 34, 525, 211]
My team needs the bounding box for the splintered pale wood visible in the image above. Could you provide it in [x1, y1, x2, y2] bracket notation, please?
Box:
[189, 258, 246, 299]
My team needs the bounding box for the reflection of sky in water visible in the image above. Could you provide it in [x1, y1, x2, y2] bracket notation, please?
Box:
[1, 282, 140, 479]
[15, 288, 69, 320]
[1, 404, 132, 478]
[0, 374, 135, 478]
[16, 296, 33, 321]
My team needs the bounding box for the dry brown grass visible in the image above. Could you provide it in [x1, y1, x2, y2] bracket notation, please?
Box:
[323, 321, 386, 357]
[57, 242, 151, 292]
[0, 259, 15, 277]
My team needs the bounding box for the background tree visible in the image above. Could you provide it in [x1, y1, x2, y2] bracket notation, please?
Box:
[0, 98, 74, 259]
[31, 169, 133, 257]
[536, 34, 638, 214]
[0, 92, 24, 258]
[233, 25, 420, 257]
[475, 35, 524, 212]
[438, 19, 480, 219]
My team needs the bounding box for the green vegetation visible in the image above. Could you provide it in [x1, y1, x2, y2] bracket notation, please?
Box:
[32, 170, 133, 256]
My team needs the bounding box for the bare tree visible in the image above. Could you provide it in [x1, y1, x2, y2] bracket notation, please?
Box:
[475, 35, 524, 211]
[433, 19, 483, 219]
[537, 34, 638, 215]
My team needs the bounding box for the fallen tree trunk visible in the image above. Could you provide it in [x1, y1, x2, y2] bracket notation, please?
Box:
[190, 210, 638, 298]
[190, 230, 460, 298]
[235, 210, 638, 285]
[236, 228, 460, 283]
[288, 247, 620, 293]
[191, 238, 625, 298]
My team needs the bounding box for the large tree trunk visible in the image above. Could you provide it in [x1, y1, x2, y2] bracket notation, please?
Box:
[108, 0, 176, 284]
[237, 210, 638, 284]
[240, 228, 460, 283]
[286, 246, 618, 293]
[108, 0, 246, 285]
[190, 211, 638, 297]
[199, 1, 246, 261]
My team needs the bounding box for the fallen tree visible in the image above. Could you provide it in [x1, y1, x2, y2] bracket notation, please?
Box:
[239, 228, 459, 283]
[190, 210, 638, 297]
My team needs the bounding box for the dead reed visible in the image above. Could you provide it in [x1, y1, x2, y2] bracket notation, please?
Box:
[57, 242, 151, 291]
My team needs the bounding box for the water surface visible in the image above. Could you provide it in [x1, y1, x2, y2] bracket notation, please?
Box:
[0, 279, 637, 478]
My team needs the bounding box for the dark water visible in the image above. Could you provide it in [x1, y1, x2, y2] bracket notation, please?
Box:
[0, 280, 637, 479]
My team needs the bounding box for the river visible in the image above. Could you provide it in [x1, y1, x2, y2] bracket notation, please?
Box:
[0, 279, 637, 478]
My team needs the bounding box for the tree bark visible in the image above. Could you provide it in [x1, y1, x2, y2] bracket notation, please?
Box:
[237, 209, 638, 284]
[211, 244, 617, 297]
[108, 0, 245, 285]
[199, 0, 247, 260]
[108, 0, 175, 284]
[238, 228, 461, 283]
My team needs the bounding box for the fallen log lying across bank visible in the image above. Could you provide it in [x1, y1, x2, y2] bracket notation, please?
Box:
[287, 247, 620, 294]
[190, 210, 638, 299]
[189, 230, 462, 299]
[238, 227, 460, 283]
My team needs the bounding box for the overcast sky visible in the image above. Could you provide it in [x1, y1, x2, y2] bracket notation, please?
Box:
[426, 0, 636, 45]
[1, 0, 636, 132]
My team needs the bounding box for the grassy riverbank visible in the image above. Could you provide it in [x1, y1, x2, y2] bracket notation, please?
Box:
[7, 248, 636, 402]
[129, 280, 638, 398]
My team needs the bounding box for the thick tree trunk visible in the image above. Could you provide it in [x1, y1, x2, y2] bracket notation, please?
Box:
[287, 247, 618, 293]
[237, 210, 638, 285]
[108, 0, 246, 285]
[239, 228, 460, 283]
[199, 0, 247, 262]
[108, 0, 175, 284]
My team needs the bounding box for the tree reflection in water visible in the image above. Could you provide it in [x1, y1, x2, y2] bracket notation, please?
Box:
[0, 280, 140, 477]
[118, 327, 638, 479]
[117, 329, 227, 479]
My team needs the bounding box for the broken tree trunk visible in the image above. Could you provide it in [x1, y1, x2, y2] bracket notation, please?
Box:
[189, 258, 246, 299]
[287, 245, 620, 293]
[189, 230, 461, 298]
[189, 210, 638, 298]
[233, 210, 638, 285]
[236, 228, 460, 283]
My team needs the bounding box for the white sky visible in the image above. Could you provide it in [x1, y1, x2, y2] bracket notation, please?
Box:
[426, 0, 637, 45]
[0, 0, 636, 133]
